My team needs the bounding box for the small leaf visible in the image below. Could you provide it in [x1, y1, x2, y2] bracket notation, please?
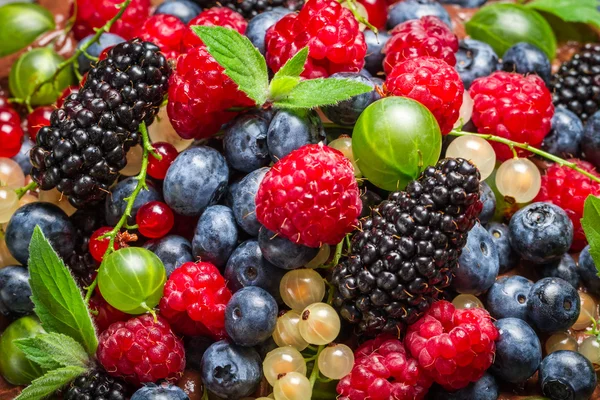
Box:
[273, 78, 372, 109]
[192, 25, 268, 105]
[526, 0, 600, 28]
[269, 76, 301, 101]
[273, 47, 309, 80]
[15, 333, 91, 370]
[28, 227, 98, 355]
[582, 195, 600, 275]
[14, 366, 87, 400]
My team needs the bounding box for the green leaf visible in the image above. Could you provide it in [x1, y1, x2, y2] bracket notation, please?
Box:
[14, 366, 87, 400]
[269, 76, 301, 101]
[582, 195, 600, 275]
[28, 226, 98, 355]
[466, 3, 557, 59]
[192, 25, 268, 105]
[526, 0, 600, 28]
[269, 47, 309, 100]
[273, 78, 372, 109]
[15, 333, 91, 370]
[537, 11, 599, 43]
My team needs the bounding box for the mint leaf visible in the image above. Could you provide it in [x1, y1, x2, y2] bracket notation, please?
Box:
[582, 195, 600, 275]
[28, 227, 98, 355]
[526, 0, 600, 28]
[14, 366, 86, 400]
[273, 78, 372, 109]
[273, 47, 308, 80]
[15, 333, 91, 370]
[193, 25, 268, 105]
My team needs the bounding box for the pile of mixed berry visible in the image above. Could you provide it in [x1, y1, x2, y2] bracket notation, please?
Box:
[2, 0, 600, 399]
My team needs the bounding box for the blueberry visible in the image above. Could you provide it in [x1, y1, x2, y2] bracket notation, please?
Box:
[164, 146, 229, 216]
[451, 223, 499, 295]
[487, 222, 518, 273]
[429, 373, 499, 400]
[143, 235, 193, 277]
[5, 202, 76, 265]
[11, 138, 33, 176]
[582, 110, 600, 169]
[501, 42, 552, 85]
[577, 245, 600, 295]
[258, 227, 319, 270]
[105, 177, 162, 226]
[508, 202, 573, 263]
[438, 0, 487, 6]
[245, 9, 291, 55]
[360, 189, 383, 218]
[76, 33, 125, 75]
[363, 30, 391, 76]
[539, 350, 597, 400]
[455, 39, 498, 89]
[387, 0, 451, 29]
[223, 111, 271, 173]
[486, 276, 532, 321]
[192, 205, 238, 269]
[526, 277, 580, 333]
[542, 108, 584, 159]
[184, 335, 213, 371]
[0, 266, 33, 318]
[131, 382, 189, 400]
[322, 73, 381, 126]
[154, 0, 202, 23]
[490, 318, 542, 383]
[538, 253, 579, 290]
[230, 167, 269, 236]
[267, 109, 325, 162]
[201, 340, 262, 399]
[479, 182, 496, 225]
[225, 286, 278, 347]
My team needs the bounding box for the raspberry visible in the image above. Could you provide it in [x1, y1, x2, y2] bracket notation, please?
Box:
[383, 16, 458, 75]
[64, 370, 128, 400]
[136, 14, 186, 59]
[535, 160, 600, 251]
[159, 262, 232, 339]
[255, 143, 362, 248]
[265, 0, 367, 78]
[167, 46, 254, 140]
[181, 7, 247, 52]
[89, 292, 129, 334]
[97, 314, 185, 386]
[405, 300, 498, 391]
[337, 335, 432, 400]
[73, 0, 150, 40]
[385, 56, 464, 135]
[470, 71, 554, 160]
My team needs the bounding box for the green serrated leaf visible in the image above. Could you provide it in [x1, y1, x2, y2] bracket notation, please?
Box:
[582, 195, 600, 275]
[273, 78, 372, 109]
[15, 333, 90, 370]
[15, 366, 86, 400]
[274, 47, 309, 80]
[28, 227, 98, 355]
[526, 0, 600, 28]
[269, 76, 301, 101]
[192, 25, 268, 105]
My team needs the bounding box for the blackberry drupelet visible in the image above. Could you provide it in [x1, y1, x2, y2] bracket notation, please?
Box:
[195, 0, 302, 18]
[30, 40, 170, 209]
[66, 209, 106, 288]
[551, 43, 600, 121]
[64, 370, 128, 400]
[332, 158, 483, 335]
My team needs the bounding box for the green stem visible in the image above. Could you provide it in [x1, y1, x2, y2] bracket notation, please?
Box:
[14, 181, 38, 199]
[309, 345, 326, 388]
[338, 0, 378, 33]
[449, 130, 600, 184]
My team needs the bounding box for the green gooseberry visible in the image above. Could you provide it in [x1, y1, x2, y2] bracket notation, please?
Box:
[0, 316, 46, 385]
[0, 3, 55, 57]
[352, 97, 442, 192]
[98, 247, 167, 315]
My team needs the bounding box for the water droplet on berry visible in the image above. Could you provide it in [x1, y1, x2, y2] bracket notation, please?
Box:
[572, 291, 597, 331]
[0, 158, 25, 189]
[280, 269, 326, 312]
[305, 245, 331, 269]
[545, 331, 578, 354]
[329, 136, 362, 178]
[452, 294, 484, 310]
[263, 346, 307, 386]
[120, 145, 143, 176]
[453, 91, 474, 129]
[298, 303, 341, 345]
[0, 188, 19, 224]
[495, 158, 541, 203]
[445, 135, 495, 180]
[318, 343, 354, 379]
[579, 336, 600, 368]
[273, 371, 312, 400]
[39, 188, 77, 216]
[273, 310, 309, 351]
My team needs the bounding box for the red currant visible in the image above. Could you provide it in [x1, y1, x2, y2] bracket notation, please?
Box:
[148, 142, 178, 180]
[136, 201, 175, 239]
[27, 106, 53, 142]
[56, 86, 79, 108]
[0, 123, 24, 158]
[89, 227, 119, 262]
[358, 0, 387, 29]
[0, 107, 20, 125]
[0, 97, 8, 108]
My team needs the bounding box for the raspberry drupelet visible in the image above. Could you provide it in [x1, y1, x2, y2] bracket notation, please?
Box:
[182, 7, 248, 52]
[136, 14, 186, 59]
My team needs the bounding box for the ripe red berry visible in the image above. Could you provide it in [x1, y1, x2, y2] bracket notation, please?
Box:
[136, 14, 186, 59]
[0, 122, 24, 158]
[89, 292, 129, 333]
[0, 107, 20, 125]
[385, 56, 464, 135]
[89, 227, 119, 262]
[265, 0, 367, 78]
[256, 143, 362, 248]
[73, 0, 151, 40]
[27, 106, 53, 142]
[136, 201, 175, 239]
[97, 314, 185, 386]
[148, 142, 178, 180]
[383, 16, 458, 74]
[182, 7, 248, 52]
[358, 0, 387, 30]
[470, 71, 554, 160]
[0, 97, 8, 108]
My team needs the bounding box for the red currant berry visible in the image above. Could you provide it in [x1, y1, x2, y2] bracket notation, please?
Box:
[0, 107, 20, 125]
[27, 106, 53, 142]
[358, 0, 387, 29]
[56, 86, 79, 108]
[89, 227, 119, 262]
[0, 123, 24, 158]
[136, 201, 175, 239]
[148, 142, 178, 180]
[0, 97, 8, 108]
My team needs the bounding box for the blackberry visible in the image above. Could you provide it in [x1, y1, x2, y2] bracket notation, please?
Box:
[332, 158, 483, 335]
[30, 40, 170, 209]
[66, 209, 106, 288]
[64, 370, 128, 400]
[195, 0, 302, 18]
[551, 43, 600, 121]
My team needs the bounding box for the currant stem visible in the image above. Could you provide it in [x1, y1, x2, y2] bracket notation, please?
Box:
[308, 284, 336, 389]
[14, 181, 38, 200]
[449, 130, 600, 184]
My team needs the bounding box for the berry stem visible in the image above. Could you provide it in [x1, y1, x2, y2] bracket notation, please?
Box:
[308, 283, 336, 389]
[338, 0, 378, 33]
[449, 129, 600, 184]
[14, 181, 38, 199]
